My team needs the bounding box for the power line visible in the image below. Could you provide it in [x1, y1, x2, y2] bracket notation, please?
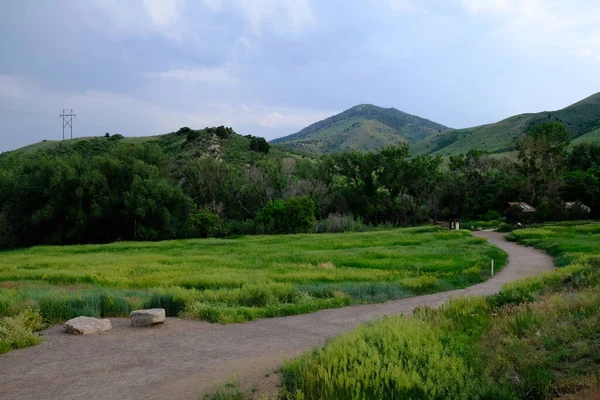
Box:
[59, 109, 76, 140]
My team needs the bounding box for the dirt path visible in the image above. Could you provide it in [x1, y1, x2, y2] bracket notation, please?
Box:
[0, 232, 554, 400]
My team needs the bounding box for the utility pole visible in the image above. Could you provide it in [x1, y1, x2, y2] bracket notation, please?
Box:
[59, 109, 76, 140]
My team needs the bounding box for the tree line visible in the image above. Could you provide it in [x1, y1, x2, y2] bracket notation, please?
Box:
[0, 122, 598, 249]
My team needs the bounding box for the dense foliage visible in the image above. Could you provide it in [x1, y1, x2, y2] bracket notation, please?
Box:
[0, 122, 598, 249]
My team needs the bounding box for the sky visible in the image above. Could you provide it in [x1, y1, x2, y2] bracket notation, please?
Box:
[1, 0, 600, 152]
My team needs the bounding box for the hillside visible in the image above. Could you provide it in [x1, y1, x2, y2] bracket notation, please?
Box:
[571, 126, 600, 146]
[413, 92, 600, 156]
[0, 128, 309, 170]
[272, 104, 448, 154]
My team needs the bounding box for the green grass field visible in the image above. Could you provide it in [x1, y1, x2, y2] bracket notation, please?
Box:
[281, 224, 600, 399]
[0, 227, 506, 353]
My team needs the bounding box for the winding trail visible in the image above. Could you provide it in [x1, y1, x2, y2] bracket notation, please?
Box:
[0, 232, 554, 400]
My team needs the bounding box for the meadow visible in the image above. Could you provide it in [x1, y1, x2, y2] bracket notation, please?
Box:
[281, 223, 600, 400]
[0, 226, 506, 353]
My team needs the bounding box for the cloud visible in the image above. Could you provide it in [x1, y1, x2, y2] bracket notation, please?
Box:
[86, 0, 184, 39]
[203, 0, 316, 37]
[252, 109, 330, 129]
[142, 0, 181, 26]
[457, 0, 600, 57]
[159, 66, 237, 84]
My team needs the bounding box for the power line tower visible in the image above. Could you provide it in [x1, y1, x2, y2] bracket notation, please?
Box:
[59, 109, 76, 140]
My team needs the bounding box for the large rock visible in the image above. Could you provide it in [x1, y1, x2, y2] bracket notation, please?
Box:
[130, 308, 165, 327]
[64, 316, 112, 335]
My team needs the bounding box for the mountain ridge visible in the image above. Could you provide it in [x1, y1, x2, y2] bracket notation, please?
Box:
[411, 92, 600, 156]
[271, 104, 448, 155]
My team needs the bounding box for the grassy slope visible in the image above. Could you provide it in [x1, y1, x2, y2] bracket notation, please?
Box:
[571, 126, 600, 146]
[272, 104, 447, 155]
[0, 129, 310, 170]
[282, 223, 600, 399]
[272, 118, 411, 154]
[412, 92, 600, 156]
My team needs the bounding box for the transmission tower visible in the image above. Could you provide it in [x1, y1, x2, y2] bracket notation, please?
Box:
[59, 109, 76, 140]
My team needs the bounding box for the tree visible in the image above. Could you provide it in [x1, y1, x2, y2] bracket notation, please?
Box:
[105, 132, 110, 138]
[376, 144, 410, 224]
[569, 143, 600, 171]
[187, 205, 222, 238]
[405, 155, 443, 225]
[249, 136, 270, 154]
[215, 125, 230, 139]
[255, 196, 315, 234]
[516, 122, 571, 205]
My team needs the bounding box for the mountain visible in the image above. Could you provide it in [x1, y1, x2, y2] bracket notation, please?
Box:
[271, 104, 448, 154]
[412, 92, 600, 156]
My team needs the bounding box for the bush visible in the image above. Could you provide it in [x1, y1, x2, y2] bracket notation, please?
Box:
[109, 134, 124, 140]
[224, 219, 256, 236]
[202, 382, 243, 400]
[255, 197, 315, 234]
[314, 213, 367, 233]
[186, 130, 201, 142]
[177, 127, 192, 135]
[0, 310, 43, 354]
[215, 126, 231, 139]
[187, 206, 223, 238]
[249, 136, 270, 154]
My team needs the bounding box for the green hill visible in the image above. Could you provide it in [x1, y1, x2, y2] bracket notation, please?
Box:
[0, 127, 309, 170]
[412, 92, 600, 156]
[571, 126, 600, 146]
[271, 104, 448, 154]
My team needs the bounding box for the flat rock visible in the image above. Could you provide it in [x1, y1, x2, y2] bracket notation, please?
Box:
[130, 308, 165, 327]
[64, 316, 112, 335]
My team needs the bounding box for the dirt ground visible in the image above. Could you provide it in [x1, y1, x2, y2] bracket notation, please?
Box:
[0, 231, 554, 399]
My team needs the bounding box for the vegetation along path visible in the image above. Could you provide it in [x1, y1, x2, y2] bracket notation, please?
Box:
[0, 232, 554, 400]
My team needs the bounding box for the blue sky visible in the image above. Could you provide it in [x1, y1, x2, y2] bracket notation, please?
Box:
[1, 0, 600, 152]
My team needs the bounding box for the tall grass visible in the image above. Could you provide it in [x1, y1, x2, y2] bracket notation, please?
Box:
[282, 223, 600, 399]
[0, 227, 506, 327]
[282, 313, 479, 400]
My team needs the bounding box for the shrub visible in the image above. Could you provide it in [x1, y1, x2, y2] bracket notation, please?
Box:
[177, 127, 192, 135]
[255, 197, 315, 234]
[202, 382, 243, 400]
[186, 130, 201, 142]
[285, 197, 316, 234]
[0, 310, 43, 354]
[249, 136, 271, 154]
[224, 219, 256, 236]
[188, 205, 223, 238]
[215, 126, 231, 139]
[314, 213, 367, 233]
[109, 134, 124, 140]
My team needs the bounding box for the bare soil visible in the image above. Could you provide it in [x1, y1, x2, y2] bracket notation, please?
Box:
[0, 232, 554, 400]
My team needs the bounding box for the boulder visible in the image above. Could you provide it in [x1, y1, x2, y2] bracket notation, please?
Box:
[64, 316, 112, 335]
[130, 308, 166, 327]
